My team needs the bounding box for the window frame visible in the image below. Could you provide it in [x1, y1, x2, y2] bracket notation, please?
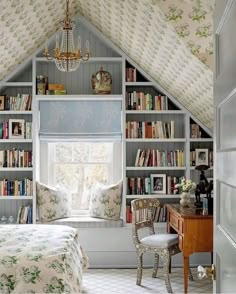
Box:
[45, 141, 121, 215]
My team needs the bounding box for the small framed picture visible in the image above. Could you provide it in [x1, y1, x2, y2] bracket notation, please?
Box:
[150, 174, 166, 194]
[9, 119, 25, 139]
[195, 149, 209, 166]
[0, 96, 4, 111]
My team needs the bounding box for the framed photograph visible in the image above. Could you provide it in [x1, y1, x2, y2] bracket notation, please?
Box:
[0, 96, 4, 111]
[195, 149, 209, 166]
[150, 174, 166, 194]
[9, 119, 25, 139]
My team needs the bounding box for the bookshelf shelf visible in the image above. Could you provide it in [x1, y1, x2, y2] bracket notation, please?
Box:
[0, 139, 33, 143]
[0, 82, 33, 87]
[0, 111, 32, 115]
[126, 194, 195, 199]
[0, 76, 34, 224]
[125, 110, 185, 114]
[189, 138, 213, 142]
[125, 82, 154, 86]
[0, 196, 33, 200]
[190, 166, 213, 170]
[0, 167, 33, 172]
[35, 95, 123, 101]
[36, 57, 122, 63]
[126, 167, 186, 171]
[125, 138, 186, 143]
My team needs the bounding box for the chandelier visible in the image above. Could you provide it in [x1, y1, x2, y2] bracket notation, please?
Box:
[44, 0, 90, 72]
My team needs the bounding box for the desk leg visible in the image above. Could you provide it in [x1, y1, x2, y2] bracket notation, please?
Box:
[183, 255, 189, 294]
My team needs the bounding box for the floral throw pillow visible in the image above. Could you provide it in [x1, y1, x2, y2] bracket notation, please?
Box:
[36, 182, 71, 223]
[89, 181, 122, 220]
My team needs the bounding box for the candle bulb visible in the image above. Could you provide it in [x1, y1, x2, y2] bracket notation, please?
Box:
[77, 36, 81, 50]
[86, 40, 90, 54]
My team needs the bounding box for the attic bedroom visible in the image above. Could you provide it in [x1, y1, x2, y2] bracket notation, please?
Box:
[0, 0, 235, 293]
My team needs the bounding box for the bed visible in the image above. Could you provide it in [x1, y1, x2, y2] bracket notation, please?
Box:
[0, 224, 88, 293]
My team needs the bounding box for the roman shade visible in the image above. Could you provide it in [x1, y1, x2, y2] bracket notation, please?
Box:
[39, 100, 122, 141]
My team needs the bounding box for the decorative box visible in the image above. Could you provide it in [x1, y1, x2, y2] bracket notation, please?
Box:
[91, 67, 112, 94]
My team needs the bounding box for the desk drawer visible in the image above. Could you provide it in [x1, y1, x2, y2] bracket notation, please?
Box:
[170, 214, 179, 231]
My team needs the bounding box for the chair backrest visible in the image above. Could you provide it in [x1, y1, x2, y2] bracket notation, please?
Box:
[131, 198, 161, 243]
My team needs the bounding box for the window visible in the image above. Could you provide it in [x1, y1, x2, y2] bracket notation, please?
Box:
[48, 142, 121, 213]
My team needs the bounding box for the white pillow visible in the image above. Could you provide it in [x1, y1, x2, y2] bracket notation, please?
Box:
[36, 182, 71, 223]
[89, 181, 122, 220]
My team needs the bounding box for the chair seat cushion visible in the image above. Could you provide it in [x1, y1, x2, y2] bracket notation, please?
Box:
[140, 234, 178, 247]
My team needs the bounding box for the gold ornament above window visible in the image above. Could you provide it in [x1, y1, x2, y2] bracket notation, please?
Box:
[91, 67, 112, 94]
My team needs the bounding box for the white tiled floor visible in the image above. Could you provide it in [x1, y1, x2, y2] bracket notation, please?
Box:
[82, 268, 212, 294]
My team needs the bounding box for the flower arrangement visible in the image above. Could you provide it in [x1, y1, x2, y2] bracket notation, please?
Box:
[175, 178, 196, 193]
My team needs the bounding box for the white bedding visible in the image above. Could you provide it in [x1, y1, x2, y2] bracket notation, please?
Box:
[0, 224, 88, 293]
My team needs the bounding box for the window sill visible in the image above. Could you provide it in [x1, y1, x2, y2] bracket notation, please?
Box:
[49, 216, 123, 228]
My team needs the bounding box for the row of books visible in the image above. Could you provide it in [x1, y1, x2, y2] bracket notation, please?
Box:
[0, 120, 32, 139]
[126, 120, 175, 139]
[134, 149, 185, 167]
[126, 92, 168, 111]
[0, 178, 33, 196]
[127, 176, 184, 195]
[0, 94, 32, 111]
[190, 150, 213, 166]
[36, 75, 66, 95]
[126, 205, 167, 223]
[16, 205, 33, 224]
[0, 150, 32, 168]
[126, 67, 137, 82]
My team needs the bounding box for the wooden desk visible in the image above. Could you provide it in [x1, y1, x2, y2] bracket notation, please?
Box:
[166, 204, 213, 294]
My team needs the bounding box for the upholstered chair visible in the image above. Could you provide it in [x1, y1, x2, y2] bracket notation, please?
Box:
[131, 198, 181, 293]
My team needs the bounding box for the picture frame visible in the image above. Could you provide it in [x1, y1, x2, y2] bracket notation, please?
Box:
[0, 96, 4, 111]
[195, 148, 209, 166]
[150, 174, 166, 194]
[9, 119, 25, 139]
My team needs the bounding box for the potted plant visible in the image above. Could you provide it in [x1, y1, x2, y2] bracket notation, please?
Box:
[175, 178, 196, 207]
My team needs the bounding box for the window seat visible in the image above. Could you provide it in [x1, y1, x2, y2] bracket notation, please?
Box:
[49, 216, 123, 228]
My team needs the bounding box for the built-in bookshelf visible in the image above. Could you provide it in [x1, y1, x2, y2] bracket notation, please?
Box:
[124, 61, 213, 225]
[0, 17, 213, 228]
[0, 77, 34, 224]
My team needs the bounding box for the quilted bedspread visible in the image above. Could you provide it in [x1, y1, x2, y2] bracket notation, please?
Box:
[0, 224, 88, 293]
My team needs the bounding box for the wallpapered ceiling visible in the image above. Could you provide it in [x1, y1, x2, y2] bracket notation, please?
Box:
[0, 0, 214, 129]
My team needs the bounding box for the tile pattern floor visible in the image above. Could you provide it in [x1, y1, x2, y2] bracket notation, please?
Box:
[82, 268, 212, 294]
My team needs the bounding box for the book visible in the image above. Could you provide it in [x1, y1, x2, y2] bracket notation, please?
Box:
[0, 96, 5, 111]
[48, 84, 65, 91]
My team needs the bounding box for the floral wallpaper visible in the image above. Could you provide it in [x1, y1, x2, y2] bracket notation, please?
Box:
[157, 0, 215, 69]
[0, 0, 213, 129]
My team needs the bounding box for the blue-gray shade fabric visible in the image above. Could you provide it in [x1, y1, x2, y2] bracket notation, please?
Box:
[39, 100, 122, 141]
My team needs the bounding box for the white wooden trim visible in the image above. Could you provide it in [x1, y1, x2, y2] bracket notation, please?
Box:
[0, 168, 33, 172]
[125, 110, 185, 114]
[0, 82, 33, 87]
[0, 139, 33, 143]
[35, 57, 122, 63]
[125, 82, 154, 86]
[0, 111, 32, 115]
[0, 196, 33, 200]
[125, 138, 186, 142]
[189, 138, 213, 142]
[35, 95, 123, 101]
[126, 167, 186, 171]
[125, 194, 194, 199]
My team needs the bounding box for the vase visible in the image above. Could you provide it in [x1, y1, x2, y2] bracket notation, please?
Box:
[180, 192, 191, 207]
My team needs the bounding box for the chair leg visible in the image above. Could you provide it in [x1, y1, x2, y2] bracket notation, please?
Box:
[169, 257, 172, 274]
[136, 252, 143, 286]
[152, 253, 159, 278]
[188, 265, 194, 281]
[163, 252, 173, 293]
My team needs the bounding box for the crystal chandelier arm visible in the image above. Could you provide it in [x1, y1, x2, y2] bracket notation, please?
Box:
[44, 40, 54, 60]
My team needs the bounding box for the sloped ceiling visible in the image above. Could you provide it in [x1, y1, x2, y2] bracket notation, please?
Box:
[0, 0, 213, 129]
